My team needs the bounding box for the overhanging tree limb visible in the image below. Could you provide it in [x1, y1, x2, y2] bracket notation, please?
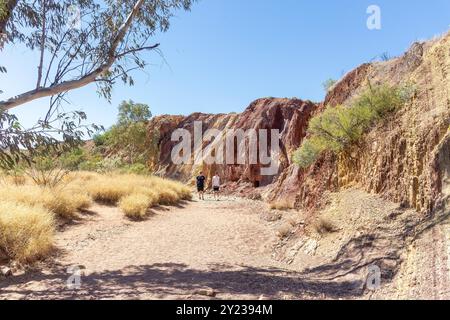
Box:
[0, 0, 148, 111]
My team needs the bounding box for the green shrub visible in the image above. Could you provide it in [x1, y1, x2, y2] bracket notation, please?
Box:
[59, 148, 87, 170]
[93, 132, 109, 147]
[293, 84, 409, 168]
[323, 78, 337, 92]
[292, 137, 327, 168]
[78, 159, 103, 171]
[352, 84, 405, 118]
[120, 163, 150, 175]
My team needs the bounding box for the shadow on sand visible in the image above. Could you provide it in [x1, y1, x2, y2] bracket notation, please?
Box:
[0, 262, 363, 299]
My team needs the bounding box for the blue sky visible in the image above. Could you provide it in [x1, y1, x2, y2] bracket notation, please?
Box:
[1, 0, 449, 129]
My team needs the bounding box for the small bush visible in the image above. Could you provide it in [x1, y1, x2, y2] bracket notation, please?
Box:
[119, 194, 153, 220]
[26, 157, 69, 188]
[314, 218, 337, 235]
[50, 187, 92, 218]
[82, 172, 191, 206]
[86, 179, 132, 204]
[157, 189, 179, 205]
[293, 84, 408, 168]
[59, 148, 87, 170]
[78, 159, 103, 172]
[0, 184, 92, 219]
[292, 137, 326, 169]
[269, 200, 294, 211]
[323, 78, 337, 92]
[0, 201, 54, 262]
[120, 163, 150, 175]
[277, 223, 293, 239]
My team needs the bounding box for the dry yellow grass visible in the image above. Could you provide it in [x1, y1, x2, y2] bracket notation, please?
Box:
[313, 218, 337, 235]
[0, 171, 190, 263]
[50, 187, 92, 218]
[269, 200, 294, 211]
[276, 223, 293, 239]
[0, 184, 91, 219]
[0, 172, 191, 220]
[119, 194, 153, 220]
[0, 201, 54, 262]
[71, 172, 192, 208]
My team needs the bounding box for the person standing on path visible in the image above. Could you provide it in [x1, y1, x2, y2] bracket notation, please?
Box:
[212, 173, 221, 201]
[196, 172, 206, 200]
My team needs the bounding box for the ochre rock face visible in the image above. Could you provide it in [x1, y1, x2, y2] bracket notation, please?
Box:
[148, 32, 450, 213]
[147, 98, 316, 196]
[332, 33, 450, 213]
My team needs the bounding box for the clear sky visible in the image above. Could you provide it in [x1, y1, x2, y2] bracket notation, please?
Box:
[1, 0, 449, 129]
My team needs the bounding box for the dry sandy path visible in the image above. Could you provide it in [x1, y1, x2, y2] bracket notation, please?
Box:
[1, 196, 449, 300]
[0, 198, 329, 300]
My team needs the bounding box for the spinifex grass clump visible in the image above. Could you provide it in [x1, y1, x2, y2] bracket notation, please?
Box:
[119, 194, 155, 220]
[78, 172, 192, 206]
[0, 184, 92, 219]
[0, 171, 191, 262]
[293, 84, 410, 168]
[0, 202, 54, 262]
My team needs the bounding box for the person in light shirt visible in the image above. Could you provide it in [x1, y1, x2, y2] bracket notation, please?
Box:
[212, 173, 221, 201]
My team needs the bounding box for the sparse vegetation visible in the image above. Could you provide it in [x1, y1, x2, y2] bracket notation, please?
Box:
[119, 194, 153, 220]
[0, 184, 91, 219]
[0, 170, 191, 262]
[293, 84, 411, 168]
[79, 172, 190, 206]
[0, 201, 54, 262]
[0, 172, 190, 220]
[52, 100, 161, 175]
[94, 100, 155, 166]
[380, 52, 391, 61]
[313, 218, 337, 235]
[277, 223, 293, 239]
[269, 200, 294, 211]
[322, 78, 337, 92]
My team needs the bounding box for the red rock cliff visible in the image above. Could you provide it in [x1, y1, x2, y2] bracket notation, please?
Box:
[148, 31, 450, 214]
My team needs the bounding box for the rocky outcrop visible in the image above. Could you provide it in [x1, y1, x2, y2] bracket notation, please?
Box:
[148, 31, 450, 214]
[332, 33, 450, 213]
[148, 98, 317, 198]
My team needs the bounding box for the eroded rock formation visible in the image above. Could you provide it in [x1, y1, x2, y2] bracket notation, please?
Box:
[148, 98, 316, 195]
[148, 31, 450, 214]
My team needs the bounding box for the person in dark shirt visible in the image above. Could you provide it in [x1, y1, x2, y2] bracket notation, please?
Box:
[196, 172, 206, 200]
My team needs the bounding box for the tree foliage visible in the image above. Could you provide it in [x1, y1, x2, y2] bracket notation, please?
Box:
[0, 0, 196, 110]
[96, 100, 157, 165]
[0, 108, 99, 170]
[117, 99, 151, 125]
[293, 84, 412, 168]
[0, 0, 190, 172]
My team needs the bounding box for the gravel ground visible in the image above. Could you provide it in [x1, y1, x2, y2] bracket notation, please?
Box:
[1, 194, 448, 300]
